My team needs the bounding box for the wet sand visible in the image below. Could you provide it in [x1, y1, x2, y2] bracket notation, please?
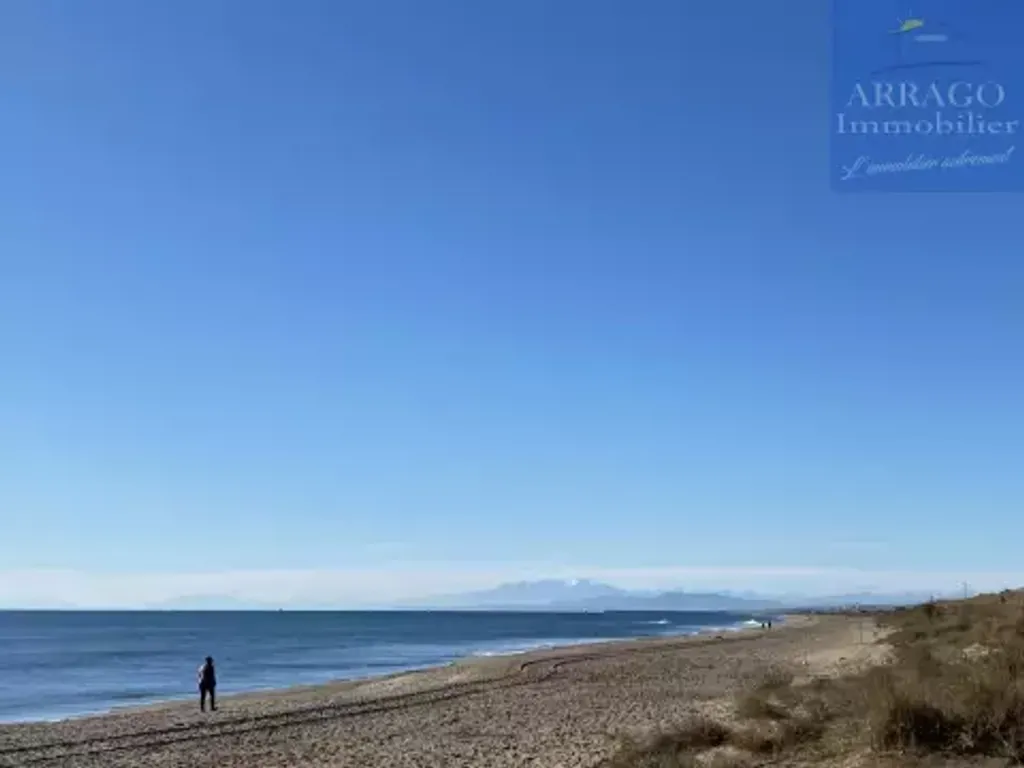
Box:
[0, 615, 885, 768]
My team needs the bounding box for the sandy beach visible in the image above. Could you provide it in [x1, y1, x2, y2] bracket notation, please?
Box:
[0, 615, 886, 768]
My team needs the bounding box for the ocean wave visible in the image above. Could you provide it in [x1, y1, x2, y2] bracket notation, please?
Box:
[470, 637, 617, 658]
[693, 621, 759, 635]
[472, 646, 551, 658]
[0, 611, 778, 723]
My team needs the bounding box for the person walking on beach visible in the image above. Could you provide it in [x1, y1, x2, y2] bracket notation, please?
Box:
[198, 656, 217, 712]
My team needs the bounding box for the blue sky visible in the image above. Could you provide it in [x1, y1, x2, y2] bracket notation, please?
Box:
[1, 0, 1022, 607]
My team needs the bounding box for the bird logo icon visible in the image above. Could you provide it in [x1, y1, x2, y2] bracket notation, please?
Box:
[892, 17, 925, 34]
[890, 14, 949, 42]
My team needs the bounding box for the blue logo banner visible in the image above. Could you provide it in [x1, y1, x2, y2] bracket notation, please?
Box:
[831, 0, 1023, 192]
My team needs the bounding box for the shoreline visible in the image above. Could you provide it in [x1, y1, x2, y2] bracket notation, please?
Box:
[2, 615, 777, 726]
[0, 614, 865, 768]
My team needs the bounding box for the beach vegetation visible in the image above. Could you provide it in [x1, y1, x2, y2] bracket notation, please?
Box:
[603, 589, 1024, 767]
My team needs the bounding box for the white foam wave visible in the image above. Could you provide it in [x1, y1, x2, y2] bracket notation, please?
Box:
[470, 637, 616, 658]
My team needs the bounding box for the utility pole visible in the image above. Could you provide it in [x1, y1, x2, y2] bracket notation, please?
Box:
[963, 582, 969, 600]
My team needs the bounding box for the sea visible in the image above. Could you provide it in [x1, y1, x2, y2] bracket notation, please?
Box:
[0, 610, 767, 723]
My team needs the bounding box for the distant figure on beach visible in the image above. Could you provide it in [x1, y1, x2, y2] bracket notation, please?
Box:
[767, 620, 772, 630]
[198, 656, 217, 712]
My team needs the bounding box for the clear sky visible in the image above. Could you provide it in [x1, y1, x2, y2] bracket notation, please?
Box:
[1, 0, 1022, 607]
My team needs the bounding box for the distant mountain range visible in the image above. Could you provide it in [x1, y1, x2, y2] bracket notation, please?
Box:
[405, 579, 940, 612]
[146, 595, 276, 611]
[421, 579, 635, 608]
[133, 580, 942, 612]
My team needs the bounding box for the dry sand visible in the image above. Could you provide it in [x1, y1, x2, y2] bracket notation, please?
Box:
[0, 615, 886, 768]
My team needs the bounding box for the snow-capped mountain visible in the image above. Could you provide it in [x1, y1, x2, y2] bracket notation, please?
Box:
[421, 578, 629, 608]
[410, 580, 936, 612]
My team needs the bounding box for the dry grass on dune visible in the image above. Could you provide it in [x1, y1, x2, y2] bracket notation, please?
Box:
[602, 590, 1024, 768]
[601, 667, 834, 768]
